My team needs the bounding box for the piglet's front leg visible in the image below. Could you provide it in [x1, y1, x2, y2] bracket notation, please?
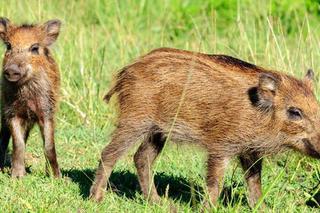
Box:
[10, 117, 26, 178]
[39, 117, 61, 178]
[205, 155, 229, 208]
[239, 152, 264, 208]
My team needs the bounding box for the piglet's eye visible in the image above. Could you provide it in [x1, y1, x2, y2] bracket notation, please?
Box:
[287, 107, 303, 120]
[30, 44, 40, 55]
[5, 42, 11, 51]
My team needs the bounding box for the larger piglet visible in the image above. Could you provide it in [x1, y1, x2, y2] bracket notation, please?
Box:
[90, 48, 320, 207]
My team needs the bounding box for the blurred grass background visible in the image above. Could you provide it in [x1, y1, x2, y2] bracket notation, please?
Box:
[0, 0, 320, 212]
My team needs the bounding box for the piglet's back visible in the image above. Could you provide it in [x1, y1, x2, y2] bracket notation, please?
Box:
[113, 48, 273, 114]
[106, 48, 316, 153]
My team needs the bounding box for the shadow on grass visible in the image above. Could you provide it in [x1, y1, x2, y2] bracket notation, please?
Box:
[306, 192, 320, 208]
[62, 168, 246, 207]
[62, 168, 203, 204]
[305, 181, 320, 208]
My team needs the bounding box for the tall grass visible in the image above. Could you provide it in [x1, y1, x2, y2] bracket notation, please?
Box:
[0, 0, 319, 212]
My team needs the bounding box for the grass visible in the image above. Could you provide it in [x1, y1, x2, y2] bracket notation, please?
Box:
[1, 0, 320, 212]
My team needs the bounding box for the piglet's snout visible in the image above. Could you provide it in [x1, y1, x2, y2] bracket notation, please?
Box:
[4, 64, 25, 82]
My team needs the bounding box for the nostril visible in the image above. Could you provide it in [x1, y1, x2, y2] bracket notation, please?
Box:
[4, 69, 12, 77]
[4, 72, 10, 78]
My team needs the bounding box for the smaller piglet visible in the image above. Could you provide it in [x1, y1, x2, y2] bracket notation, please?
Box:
[0, 18, 62, 178]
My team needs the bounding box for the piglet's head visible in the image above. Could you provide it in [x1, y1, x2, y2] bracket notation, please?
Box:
[255, 69, 320, 158]
[0, 17, 61, 84]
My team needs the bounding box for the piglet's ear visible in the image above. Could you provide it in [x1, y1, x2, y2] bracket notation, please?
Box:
[257, 73, 278, 109]
[0, 17, 10, 41]
[42, 19, 61, 46]
[304, 69, 314, 90]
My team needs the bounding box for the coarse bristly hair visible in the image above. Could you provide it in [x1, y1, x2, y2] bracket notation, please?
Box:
[0, 17, 62, 179]
[90, 47, 320, 208]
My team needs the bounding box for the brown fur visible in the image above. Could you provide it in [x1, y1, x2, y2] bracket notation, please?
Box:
[0, 18, 62, 178]
[90, 47, 320, 207]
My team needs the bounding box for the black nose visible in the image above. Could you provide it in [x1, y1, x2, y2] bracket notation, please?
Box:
[4, 64, 22, 82]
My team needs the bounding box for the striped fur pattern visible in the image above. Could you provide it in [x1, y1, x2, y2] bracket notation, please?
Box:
[91, 47, 320, 207]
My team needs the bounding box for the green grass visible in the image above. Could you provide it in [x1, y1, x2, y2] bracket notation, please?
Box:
[1, 0, 320, 212]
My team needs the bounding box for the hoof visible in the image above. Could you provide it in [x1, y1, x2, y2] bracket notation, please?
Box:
[11, 168, 26, 178]
[89, 185, 104, 202]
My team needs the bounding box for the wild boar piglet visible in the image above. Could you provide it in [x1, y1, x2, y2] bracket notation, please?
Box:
[0, 18, 62, 178]
[90, 48, 320, 207]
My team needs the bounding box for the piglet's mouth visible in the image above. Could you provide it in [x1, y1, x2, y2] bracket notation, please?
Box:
[302, 138, 320, 159]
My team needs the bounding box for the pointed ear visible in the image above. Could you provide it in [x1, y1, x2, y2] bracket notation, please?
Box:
[304, 69, 314, 90]
[42, 19, 61, 46]
[0, 17, 10, 41]
[257, 73, 278, 109]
